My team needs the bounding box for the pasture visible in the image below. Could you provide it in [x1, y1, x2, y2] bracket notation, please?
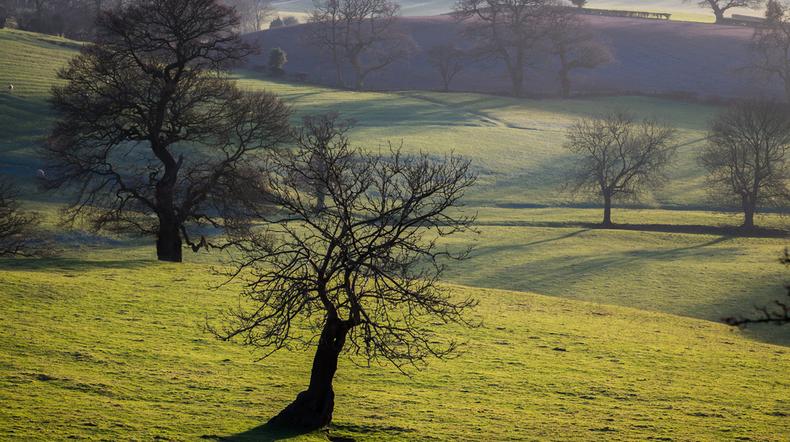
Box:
[0, 27, 788, 441]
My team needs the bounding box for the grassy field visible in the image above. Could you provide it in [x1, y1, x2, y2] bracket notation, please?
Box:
[1, 27, 789, 441]
[1, 28, 723, 209]
[1, 248, 788, 441]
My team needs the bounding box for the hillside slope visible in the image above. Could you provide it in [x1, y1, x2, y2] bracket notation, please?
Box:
[251, 14, 779, 100]
[0, 247, 788, 441]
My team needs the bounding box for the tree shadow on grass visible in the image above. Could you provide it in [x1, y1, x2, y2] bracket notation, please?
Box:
[214, 421, 415, 442]
[0, 256, 151, 272]
[208, 422, 314, 442]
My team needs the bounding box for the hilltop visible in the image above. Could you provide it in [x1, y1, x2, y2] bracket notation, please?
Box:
[250, 14, 778, 100]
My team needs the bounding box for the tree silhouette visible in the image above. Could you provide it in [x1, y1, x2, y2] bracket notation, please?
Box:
[564, 112, 677, 226]
[699, 101, 790, 229]
[211, 114, 478, 430]
[44, 0, 291, 262]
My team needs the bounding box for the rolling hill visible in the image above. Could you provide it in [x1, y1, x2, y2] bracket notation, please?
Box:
[270, 0, 763, 22]
[251, 14, 780, 100]
[0, 23, 788, 442]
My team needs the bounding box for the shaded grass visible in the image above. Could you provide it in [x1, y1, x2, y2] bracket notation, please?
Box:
[0, 247, 788, 441]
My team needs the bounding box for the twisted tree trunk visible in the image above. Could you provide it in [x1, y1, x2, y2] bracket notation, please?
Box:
[267, 316, 349, 430]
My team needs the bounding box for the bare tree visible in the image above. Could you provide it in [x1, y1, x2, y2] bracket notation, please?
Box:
[454, 0, 559, 97]
[228, 0, 273, 32]
[545, 9, 613, 98]
[44, 0, 292, 262]
[725, 249, 790, 326]
[0, 178, 45, 257]
[310, 0, 413, 90]
[426, 44, 467, 92]
[210, 114, 478, 430]
[699, 101, 790, 229]
[684, 0, 764, 23]
[753, 0, 790, 101]
[564, 112, 678, 226]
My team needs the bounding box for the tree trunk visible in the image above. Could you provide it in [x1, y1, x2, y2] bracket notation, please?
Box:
[713, 8, 725, 23]
[510, 68, 524, 97]
[742, 196, 756, 229]
[156, 218, 183, 262]
[560, 69, 571, 98]
[602, 192, 613, 226]
[267, 316, 349, 431]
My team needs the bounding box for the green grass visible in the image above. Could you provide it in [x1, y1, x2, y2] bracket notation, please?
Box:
[0, 29, 79, 173]
[232, 73, 721, 208]
[1, 28, 789, 441]
[442, 209, 790, 345]
[0, 248, 788, 441]
[0, 29, 724, 208]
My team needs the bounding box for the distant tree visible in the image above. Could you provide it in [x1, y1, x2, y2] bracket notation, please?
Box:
[545, 9, 613, 98]
[211, 114, 478, 431]
[699, 101, 790, 229]
[725, 249, 790, 326]
[753, 0, 790, 100]
[684, 0, 764, 23]
[283, 15, 299, 25]
[570, 0, 587, 7]
[268, 47, 287, 76]
[454, 0, 559, 97]
[310, 0, 413, 90]
[44, 0, 292, 262]
[227, 0, 272, 32]
[766, 0, 785, 20]
[0, 5, 8, 28]
[0, 178, 44, 257]
[269, 15, 283, 27]
[564, 112, 677, 226]
[426, 44, 467, 92]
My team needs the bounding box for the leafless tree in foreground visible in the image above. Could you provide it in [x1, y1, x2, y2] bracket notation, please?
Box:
[43, 0, 292, 262]
[699, 101, 790, 229]
[210, 114, 478, 430]
[426, 44, 468, 92]
[309, 0, 413, 90]
[564, 113, 677, 226]
[545, 9, 613, 98]
[685, 0, 764, 23]
[753, 0, 790, 101]
[725, 249, 790, 326]
[0, 178, 45, 257]
[454, 0, 559, 97]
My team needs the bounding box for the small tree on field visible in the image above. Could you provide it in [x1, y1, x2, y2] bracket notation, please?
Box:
[564, 112, 677, 226]
[725, 249, 790, 326]
[0, 178, 45, 257]
[44, 0, 292, 263]
[699, 101, 790, 229]
[283, 15, 299, 25]
[570, 0, 587, 8]
[426, 44, 467, 92]
[211, 114, 478, 430]
[684, 0, 764, 24]
[269, 47, 287, 76]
